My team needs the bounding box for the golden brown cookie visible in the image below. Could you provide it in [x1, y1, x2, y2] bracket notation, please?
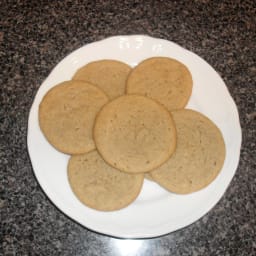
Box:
[39, 80, 109, 154]
[126, 57, 193, 111]
[72, 60, 131, 100]
[150, 109, 226, 194]
[93, 95, 177, 174]
[68, 150, 144, 211]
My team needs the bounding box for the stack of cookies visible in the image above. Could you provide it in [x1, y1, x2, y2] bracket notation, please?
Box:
[39, 57, 226, 211]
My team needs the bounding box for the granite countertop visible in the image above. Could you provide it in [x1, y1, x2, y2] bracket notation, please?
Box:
[1, 0, 255, 255]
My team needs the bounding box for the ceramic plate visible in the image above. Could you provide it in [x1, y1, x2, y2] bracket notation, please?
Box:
[27, 35, 242, 238]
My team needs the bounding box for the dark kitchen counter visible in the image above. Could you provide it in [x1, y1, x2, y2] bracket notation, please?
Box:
[1, 1, 255, 255]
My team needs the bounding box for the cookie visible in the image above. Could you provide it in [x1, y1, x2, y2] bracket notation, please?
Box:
[68, 150, 144, 211]
[93, 95, 177, 174]
[72, 60, 131, 100]
[39, 80, 109, 154]
[126, 57, 193, 111]
[150, 109, 226, 194]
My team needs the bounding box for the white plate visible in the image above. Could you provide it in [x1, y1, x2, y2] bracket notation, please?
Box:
[27, 35, 242, 238]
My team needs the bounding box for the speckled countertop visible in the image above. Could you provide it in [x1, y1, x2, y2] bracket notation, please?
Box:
[1, 0, 256, 255]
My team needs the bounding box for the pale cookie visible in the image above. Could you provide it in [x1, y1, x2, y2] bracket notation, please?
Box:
[39, 80, 109, 154]
[126, 57, 193, 111]
[68, 150, 144, 211]
[150, 109, 226, 194]
[93, 95, 177, 173]
[72, 60, 131, 100]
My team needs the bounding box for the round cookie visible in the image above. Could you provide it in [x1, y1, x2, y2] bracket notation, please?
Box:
[68, 150, 144, 211]
[39, 80, 109, 154]
[150, 109, 226, 194]
[126, 57, 193, 111]
[72, 60, 131, 100]
[93, 95, 177, 174]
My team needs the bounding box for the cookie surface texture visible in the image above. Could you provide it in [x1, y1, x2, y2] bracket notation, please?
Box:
[126, 57, 193, 111]
[93, 95, 177, 173]
[39, 80, 109, 154]
[72, 60, 131, 100]
[150, 109, 226, 194]
[68, 151, 144, 211]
